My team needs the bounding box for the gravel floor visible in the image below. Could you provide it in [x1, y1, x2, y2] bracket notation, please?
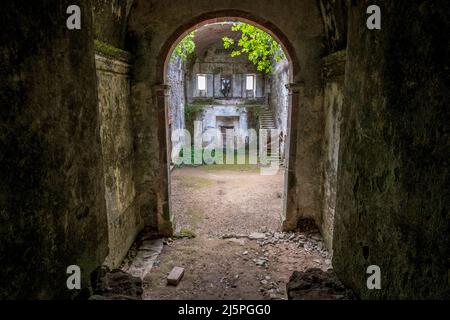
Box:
[140, 166, 333, 300]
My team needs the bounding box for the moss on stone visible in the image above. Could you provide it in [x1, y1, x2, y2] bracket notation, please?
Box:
[323, 49, 347, 64]
[174, 228, 197, 239]
[94, 39, 130, 61]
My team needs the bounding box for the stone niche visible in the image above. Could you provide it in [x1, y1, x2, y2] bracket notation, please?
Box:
[95, 43, 145, 268]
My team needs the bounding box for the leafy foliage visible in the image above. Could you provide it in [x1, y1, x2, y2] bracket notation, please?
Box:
[171, 31, 196, 61]
[223, 23, 286, 73]
[184, 105, 201, 130]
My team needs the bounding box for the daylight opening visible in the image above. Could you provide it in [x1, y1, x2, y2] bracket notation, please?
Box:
[166, 20, 291, 239]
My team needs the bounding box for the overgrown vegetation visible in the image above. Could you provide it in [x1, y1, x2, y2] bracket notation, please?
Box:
[222, 23, 286, 73]
[171, 31, 196, 61]
[184, 104, 205, 128]
[174, 228, 197, 239]
[170, 23, 286, 72]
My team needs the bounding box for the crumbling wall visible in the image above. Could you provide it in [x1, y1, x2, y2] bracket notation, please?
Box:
[333, 1, 450, 299]
[0, 0, 108, 299]
[189, 40, 265, 99]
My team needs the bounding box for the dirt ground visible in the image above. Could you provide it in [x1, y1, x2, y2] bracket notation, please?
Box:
[142, 166, 331, 300]
[170, 166, 284, 236]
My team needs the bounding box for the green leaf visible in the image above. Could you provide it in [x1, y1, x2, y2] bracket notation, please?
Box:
[171, 31, 196, 62]
[221, 23, 286, 74]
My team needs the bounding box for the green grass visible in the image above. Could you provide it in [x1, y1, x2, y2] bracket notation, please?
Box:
[178, 148, 259, 165]
[177, 176, 213, 189]
[173, 228, 197, 239]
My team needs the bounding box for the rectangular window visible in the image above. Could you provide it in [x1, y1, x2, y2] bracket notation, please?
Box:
[246, 75, 255, 91]
[197, 75, 207, 91]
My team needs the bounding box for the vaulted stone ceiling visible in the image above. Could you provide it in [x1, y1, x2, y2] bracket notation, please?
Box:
[193, 23, 241, 58]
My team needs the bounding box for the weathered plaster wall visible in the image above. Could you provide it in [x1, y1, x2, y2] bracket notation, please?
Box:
[92, 0, 134, 49]
[0, 0, 108, 298]
[127, 0, 326, 233]
[196, 105, 249, 135]
[320, 50, 346, 252]
[268, 59, 290, 159]
[167, 57, 186, 164]
[95, 52, 143, 268]
[333, 1, 450, 299]
[318, 0, 348, 53]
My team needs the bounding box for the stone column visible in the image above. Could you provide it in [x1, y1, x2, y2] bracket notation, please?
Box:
[282, 82, 304, 230]
[154, 84, 174, 236]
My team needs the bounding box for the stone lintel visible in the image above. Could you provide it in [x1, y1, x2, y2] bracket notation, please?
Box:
[95, 54, 131, 75]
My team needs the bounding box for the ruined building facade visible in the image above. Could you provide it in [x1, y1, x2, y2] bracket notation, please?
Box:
[1, 0, 448, 299]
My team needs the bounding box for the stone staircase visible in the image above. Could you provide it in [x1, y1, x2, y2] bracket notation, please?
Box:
[259, 106, 283, 164]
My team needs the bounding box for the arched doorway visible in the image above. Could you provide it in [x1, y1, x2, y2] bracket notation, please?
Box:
[160, 14, 298, 235]
[128, 3, 325, 239]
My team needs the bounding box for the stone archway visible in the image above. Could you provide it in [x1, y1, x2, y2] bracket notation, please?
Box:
[127, 0, 326, 237]
[160, 14, 300, 235]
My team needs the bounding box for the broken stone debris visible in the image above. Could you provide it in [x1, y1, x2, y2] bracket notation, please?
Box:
[125, 238, 164, 279]
[90, 266, 143, 300]
[248, 232, 266, 240]
[224, 229, 330, 259]
[167, 266, 185, 286]
[286, 268, 354, 300]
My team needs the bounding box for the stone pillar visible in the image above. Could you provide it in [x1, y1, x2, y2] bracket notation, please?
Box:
[154, 84, 174, 236]
[282, 82, 304, 230]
